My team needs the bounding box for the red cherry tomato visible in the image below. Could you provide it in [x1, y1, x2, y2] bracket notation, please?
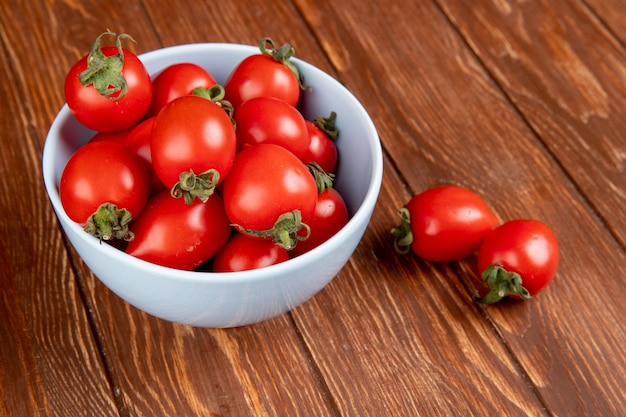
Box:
[64, 32, 152, 133]
[59, 140, 150, 241]
[150, 95, 236, 201]
[213, 233, 289, 272]
[126, 191, 231, 270]
[476, 219, 560, 303]
[290, 187, 349, 257]
[222, 144, 318, 250]
[125, 116, 166, 195]
[147, 62, 217, 117]
[224, 38, 301, 109]
[392, 185, 499, 262]
[300, 119, 338, 173]
[234, 96, 310, 159]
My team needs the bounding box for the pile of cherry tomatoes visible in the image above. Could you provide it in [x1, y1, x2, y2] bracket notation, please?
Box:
[60, 32, 348, 272]
[391, 185, 560, 303]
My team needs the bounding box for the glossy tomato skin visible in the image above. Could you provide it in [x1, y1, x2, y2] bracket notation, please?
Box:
[290, 188, 349, 257]
[64, 46, 152, 133]
[213, 233, 289, 272]
[477, 219, 560, 297]
[126, 191, 231, 270]
[222, 144, 318, 231]
[234, 96, 310, 159]
[125, 116, 166, 195]
[147, 62, 217, 117]
[59, 141, 150, 224]
[150, 95, 236, 189]
[300, 121, 338, 173]
[401, 185, 499, 262]
[224, 54, 300, 109]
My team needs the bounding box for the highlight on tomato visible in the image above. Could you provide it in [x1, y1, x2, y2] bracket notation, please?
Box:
[476, 219, 560, 303]
[224, 37, 304, 109]
[234, 96, 310, 159]
[150, 94, 236, 203]
[125, 191, 231, 271]
[213, 233, 289, 272]
[391, 185, 499, 262]
[59, 140, 150, 241]
[221, 144, 318, 250]
[64, 31, 152, 133]
[147, 62, 217, 117]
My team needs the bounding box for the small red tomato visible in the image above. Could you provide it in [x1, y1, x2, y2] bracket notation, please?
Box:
[126, 191, 231, 270]
[224, 38, 301, 109]
[392, 185, 499, 262]
[213, 233, 289, 272]
[234, 96, 310, 159]
[290, 187, 349, 257]
[222, 144, 318, 250]
[147, 62, 217, 117]
[151, 95, 236, 202]
[59, 140, 150, 240]
[300, 117, 338, 173]
[476, 219, 560, 303]
[64, 32, 152, 133]
[125, 116, 165, 195]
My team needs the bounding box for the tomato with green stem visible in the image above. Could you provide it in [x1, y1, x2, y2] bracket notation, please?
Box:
[476, 219, 560, 303]
[224, 37, 304, 109]
[222, 144, 318, 250]
[64, 31, 152, 133]
[392, 185, 499, 262]
[150, 93, 236, 203]
[59, 140, 150, 241]
[300, 112, 339, 173]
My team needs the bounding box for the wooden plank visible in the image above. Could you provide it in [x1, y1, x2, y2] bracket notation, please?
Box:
[583, 0, 626, 45]
[438, 0, 626, 247]
[0, 3, 120, 416]
[293, 0, 626, 415]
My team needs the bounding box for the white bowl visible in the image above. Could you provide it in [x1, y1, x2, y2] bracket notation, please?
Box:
[42, 43, 383, 327]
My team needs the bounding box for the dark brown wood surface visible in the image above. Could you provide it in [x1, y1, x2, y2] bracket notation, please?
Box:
[1, 0, 624, 416]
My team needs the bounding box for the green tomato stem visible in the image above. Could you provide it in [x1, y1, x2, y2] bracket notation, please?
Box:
[233, 210, 310, 250]
[171, 169, 220, 204]
[84, 203, 134, 242]
[77, 31, 135, 100]
[390, 207, 413, 255]
[476, 264, 532, 304]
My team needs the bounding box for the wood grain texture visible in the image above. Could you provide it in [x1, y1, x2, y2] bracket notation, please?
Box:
[293, 0, 626, 415]
[0, 2, 119, 415]
[438, 0, 626, 247]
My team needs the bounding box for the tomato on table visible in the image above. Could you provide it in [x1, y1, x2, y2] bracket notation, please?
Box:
[476, 219, 560, 303]
[59, 140, 150, 241]
[224, 38, 303, 109]
[125, 191, 231, 271]
[213, 233, 289, 272]
[392, 185, 499, 262]
[234, 96, 310, 159]
[150, 95, 236, 203]
[222, 144, 318, 250]
[146, 62, 217, 117]
[64, 31, 152, 133]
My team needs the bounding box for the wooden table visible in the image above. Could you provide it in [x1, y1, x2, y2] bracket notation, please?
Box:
[1, 0, 624, 415]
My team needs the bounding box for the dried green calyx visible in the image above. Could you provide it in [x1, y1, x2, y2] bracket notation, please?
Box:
[78, 31, 135, 100]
